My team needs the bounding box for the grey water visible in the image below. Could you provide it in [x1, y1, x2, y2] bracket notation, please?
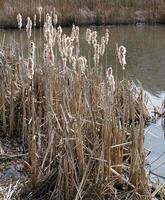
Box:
[1, 25, 165, 182]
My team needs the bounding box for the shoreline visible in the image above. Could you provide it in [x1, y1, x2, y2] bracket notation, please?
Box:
[1, 22, 165, 30]
[0, 0, 165, 28]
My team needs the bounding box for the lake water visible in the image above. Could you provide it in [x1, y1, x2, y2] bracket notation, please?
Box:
[1, 25, 165, 182]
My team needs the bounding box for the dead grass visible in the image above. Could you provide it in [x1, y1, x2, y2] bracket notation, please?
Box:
[0, 11, 153, 200]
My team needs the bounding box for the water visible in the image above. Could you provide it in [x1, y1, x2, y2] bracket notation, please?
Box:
[1, 25, 165, 182]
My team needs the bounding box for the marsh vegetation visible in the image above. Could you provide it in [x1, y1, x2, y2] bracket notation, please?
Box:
[0, 9, 159, 199]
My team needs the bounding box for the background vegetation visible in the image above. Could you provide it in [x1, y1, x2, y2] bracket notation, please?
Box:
[0, 0, 165, 28]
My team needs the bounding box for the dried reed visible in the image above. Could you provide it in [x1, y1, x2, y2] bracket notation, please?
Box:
[0, 11, 152, 200]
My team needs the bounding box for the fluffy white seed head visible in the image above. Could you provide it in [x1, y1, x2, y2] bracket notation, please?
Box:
[86, 28, 92, 45]
[106, 67, 115, 92]
[34, 14, 37, 27]
[92, 31, 97, 41]
[62, 57, 67, 70]
[37, 6, 43, 23]
[27, 57, 34, 80]
[118, 45, 127, 70]
[29, 41, 35, 59]
[26, 17, 32, 39]
[43, 16, 54, 47]
[43, 43, 48, 61]
[53, 8, 58, 26]
[71, 56, 77, 71]
[53, 28, 57, 44]
[106, 67, 113, 80]
[78, 56, 87, 75]
[94, 43, 100, 56]
[57, 26, 62, 43]
[100, 36, 106, 56]
[49, 46, 55, 66]
[75, 26, 79, 42]
[17, 13, 22, 30]
[105, 29, 109, 45]
[46, 13, 52, 25]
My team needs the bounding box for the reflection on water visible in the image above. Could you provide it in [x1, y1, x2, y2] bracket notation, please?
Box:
[1, 25, 165, 182]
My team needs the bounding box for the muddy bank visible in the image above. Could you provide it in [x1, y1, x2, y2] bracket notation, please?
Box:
[0, 0, 165, 28]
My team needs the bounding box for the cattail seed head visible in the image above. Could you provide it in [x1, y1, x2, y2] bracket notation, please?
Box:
[53, 28, 57, 44]
[118, 45, 127, 70]
[17, 13, 22, 30]
[27, 57, 34, 80]
[91, 31, 97, 41]
[62, 57, 67, 70]
[105, 29, 109, 45]
[75, 26, 79, 42]
[29, 41, 35, 59]
[43, 43, 48, 62]
[94, 43, 100, 56]
[37, 6, 43, 23]
[26, 17, 32, 39]
[78, 56, 87, 75]
[46, 13, 52, 25]
[49, 46, 55, 66]
[86, 28, 92, 45]
[53, 8, 58, 26]
[57, 26, 62, 37]
[106, 67, 113, 80]
[34, 14, 37, 27]
[100, 36, 106, 56]
[106, 67, 115, 92]
[71, 56, 77, 71]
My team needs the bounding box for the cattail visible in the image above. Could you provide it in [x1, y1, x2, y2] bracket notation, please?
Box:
[26, 17, 32, 39]
[105, 29, 109, 45]
[75, 26, 79, 43]
[118, 45, 127, 70]
[57, 26, 62, 37]
[62, 57, 67, 71]
[106, 67, 113, 80]
[67, 46, 73, 59]
[91, 31, 97, 42]
[71, 56, 77, 71]
[70, 26, 75, 41]
[86, 28, 92, 45]
[65, 37, 72, 47]
[100, 36, 106, 56]
[43, 17, 54, 46]
[78, 56, 87, 75]
[71, 24, 76, 41]
[94, 43, 100, 66]
[37, 6, 43, 23]
[100, 43, 105, 56]
[53, 14, 58, 26]
[34, 14, 37, 27]
[49, 46, 55, 66]
[94, 43, 100, 56]
[46, 13, 52, 25]
[52, 28, 57, 45]
[43, 43, 48, 62]
[27, 57, 34, 80]
[29, 41, 35, 59]
[106, 67, 115, 92]
[53, 8, 58, 26]
[17, 13, 22, 30]
[43, 43, 54, 66]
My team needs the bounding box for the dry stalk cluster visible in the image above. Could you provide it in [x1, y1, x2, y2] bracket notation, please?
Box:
[0, 11, 151, 200]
